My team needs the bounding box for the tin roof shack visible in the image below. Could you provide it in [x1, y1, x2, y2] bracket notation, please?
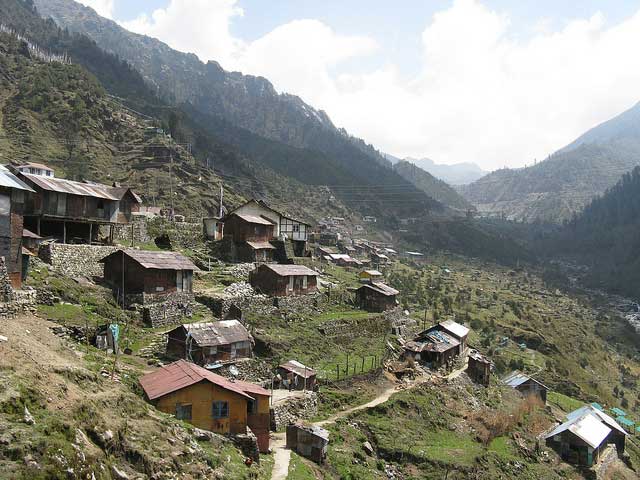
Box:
[544, 406, 628, 466]
[403, 329, 460, 369]
[277, 360, 317, 391]
[203, 217, 224, 241]
[467, 350, 492, 386]
[139, 360, 271, 453]
[249, 264, 318, 297]
[17, 165, 140, 244]
[0, 166, 35, 288]
[370, 251, 389, 266]
[359, 269, 383, 284]
[355, 282, 399, 312]
[166, 320, 253, 366]
[436, 320, 469, 354]
[286, 423, 329, 464]
[502, 371, 549, 404]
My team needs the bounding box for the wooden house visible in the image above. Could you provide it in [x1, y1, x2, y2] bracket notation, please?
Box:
[502, 371, 549, 404]
[286, 423, 329, 463]
[99, 249, 197, 305]
[249, 264, 318, 297]
[544, 406, 627, 466]
[277, 360, 317, 391]
[403, 329, 460, 369]
[467, 350, 492, 386]
[0, 166, 35, 288]
[16, 165, 141, 244]
[166, 320, 253, 366]
[222, 212, 276, 262]
[355, 282, 398, 312]
[139, 360, 271, 452]
[359, 269, 383, 284]
[435, 320, 469, 354]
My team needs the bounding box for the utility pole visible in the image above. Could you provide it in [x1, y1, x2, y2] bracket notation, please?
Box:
[169, 153, 174, 219]
[218, 183, 224, 218]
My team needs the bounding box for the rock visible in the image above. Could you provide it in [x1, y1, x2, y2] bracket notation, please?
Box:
[23, 407, 35, 425]
[362, 441, 374, 456]
[193, 428, 216, 442]
[0, 335, 7, 342]
[111, 465, 130, 480]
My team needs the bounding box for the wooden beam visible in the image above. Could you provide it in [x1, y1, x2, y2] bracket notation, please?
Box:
[63, 221, 66, 244]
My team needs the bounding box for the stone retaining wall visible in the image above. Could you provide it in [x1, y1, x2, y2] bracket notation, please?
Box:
[139, 292, 196, 328]
[38, 244, 118, 278]
[270, 392, 318, 431]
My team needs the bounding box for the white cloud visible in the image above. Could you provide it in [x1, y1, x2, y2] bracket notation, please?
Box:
[77, 0, 114, 19]
[117, 0, 640, 170]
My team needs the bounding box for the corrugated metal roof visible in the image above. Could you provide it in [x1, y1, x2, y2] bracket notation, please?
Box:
[22, 228, 41, 239]
[566, 406, 628, 436]
[358, 282, 399, 296]
[439, 320, 469, 339]
[15, 162, 54, 171]
[501, 371, 549, 391]
[233, 213, 276, 225]
[544, 412, 611, 449]
[109, 186, 142, 203]
[21, 173, 118, 200]
[139, 359, 270, 401]
[0, 165, 35, 192]
[178, 320, 252, 347]
[361, 270, 382, 276]
[405, 330, 460, 354]
[100, 249, 198, 271]
[262, 264, 318, 277]
[280, 360, 316, 378]
[246, 241, 276, 250]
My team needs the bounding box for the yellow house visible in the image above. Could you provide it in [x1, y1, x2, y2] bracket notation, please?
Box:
[139, 359, 271, 452]
[359, 269, 383, 283]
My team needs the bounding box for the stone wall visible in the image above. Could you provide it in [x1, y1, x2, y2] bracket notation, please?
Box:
[270, 392, 319, 431]
[109, 217, 151, 245]
[0, 257, 38, 318]
[38, 244, 118, 278]
[139, 292, 196, 328]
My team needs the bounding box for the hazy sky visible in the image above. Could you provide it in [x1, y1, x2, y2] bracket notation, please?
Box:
[78, 0, 640, 171]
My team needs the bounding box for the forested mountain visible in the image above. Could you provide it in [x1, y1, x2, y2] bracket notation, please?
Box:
[548, 166, 640, 298]
[461, 102, 640, 223]
[393, 160, 473, 211]
[0, 0, 442, 223]
[405, 157, 487, 185]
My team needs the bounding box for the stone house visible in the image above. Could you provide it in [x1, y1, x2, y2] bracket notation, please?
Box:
[166, 320, 253, 366]
[0, 165, 35, 288]
[502, 371, 549, 404]
[139, 359, 271, 452]
[249, 264, 318, 297]
[277, 360, 317, 391]
[544, 405, 627, 466]
[355, 282, 399, 312]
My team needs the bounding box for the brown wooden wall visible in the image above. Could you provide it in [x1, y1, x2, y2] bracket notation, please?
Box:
[249, 267, 317, 297]
[224, 215, 274, 242]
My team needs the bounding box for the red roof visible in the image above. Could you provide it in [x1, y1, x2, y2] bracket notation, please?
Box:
[139, 359, 270, 401]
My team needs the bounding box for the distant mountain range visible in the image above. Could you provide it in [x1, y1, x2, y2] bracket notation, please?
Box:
[383, 154, 487, 185]
[460, 102, 640, 223]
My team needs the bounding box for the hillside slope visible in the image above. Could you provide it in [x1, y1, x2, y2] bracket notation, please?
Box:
[393, 160, 473, 211]
[461, 102, 640, 223]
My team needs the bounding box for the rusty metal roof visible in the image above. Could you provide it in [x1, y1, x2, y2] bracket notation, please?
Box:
[279, 360, 316, 378]
[100, 249, 198, 271]
[139, 359, 270, 401]
[233, 212, 276, 225]
[0, 165, 35, 192]
[406, 330, 460, 353]
[246, 241, 276, 250]
[261, 264, 318, 277]
[357, 282, 399, 296]
[21, 173, 119, 200]
[175, 320, 252, 347]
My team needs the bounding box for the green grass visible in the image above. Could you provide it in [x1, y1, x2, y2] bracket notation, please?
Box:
[287, 452, 316, 480]
[547, 391, 584, 414]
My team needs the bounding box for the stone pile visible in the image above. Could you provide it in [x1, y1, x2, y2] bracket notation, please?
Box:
[232, 429, 260, 462]
[223, 282, 255, 297]
[226, 263, 255, 280]
[270, 392, 319, 431]
[137, 335, 167, 359]
[217, 358, 272, 384]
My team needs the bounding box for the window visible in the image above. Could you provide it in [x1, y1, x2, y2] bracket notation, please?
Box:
[247, 398, 257, 415]
[292, 224, 300, 233]
[212, 401, 229, 419]
[176, 404, 192, 421]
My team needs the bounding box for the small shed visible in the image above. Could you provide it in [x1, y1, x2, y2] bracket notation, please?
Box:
[100, 249, 198, 304]
[286, 423, 329, 463]
[502, 371, 549, 404]
[203, 217, 224, 241]
[436, 320, 469, 354]
[566, 405, 627, 454]
[355, 282, 399, 312]
[467, 350, 492, 386]
[359, 270, 383, 283]
[249, 264, 318, 297]
[166, 320, 253, 366]
[277, 360, 317, 391]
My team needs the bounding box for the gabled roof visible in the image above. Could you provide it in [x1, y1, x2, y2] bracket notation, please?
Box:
[139, 359, 270, 401]
[21, 173, 119, 200]
[232, 212, 276, 226]
[260, 264, 318, 277]
[544, 412, 612, 449]
[357, 282, 399, 296]
[175, 320, 252, 347]
[439, 320, 469, 339]
[407, 329, 460, 353]
[109, 186, 142, 203]
[502, 371, 549, 391]
[100, 249, 198, 271]
[15, 162, 54, 171]
[227, 199, 311, 226]
[279, 360, 316, 378]
[0, 165, 35, 192]
[566, 405, 627, 436]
